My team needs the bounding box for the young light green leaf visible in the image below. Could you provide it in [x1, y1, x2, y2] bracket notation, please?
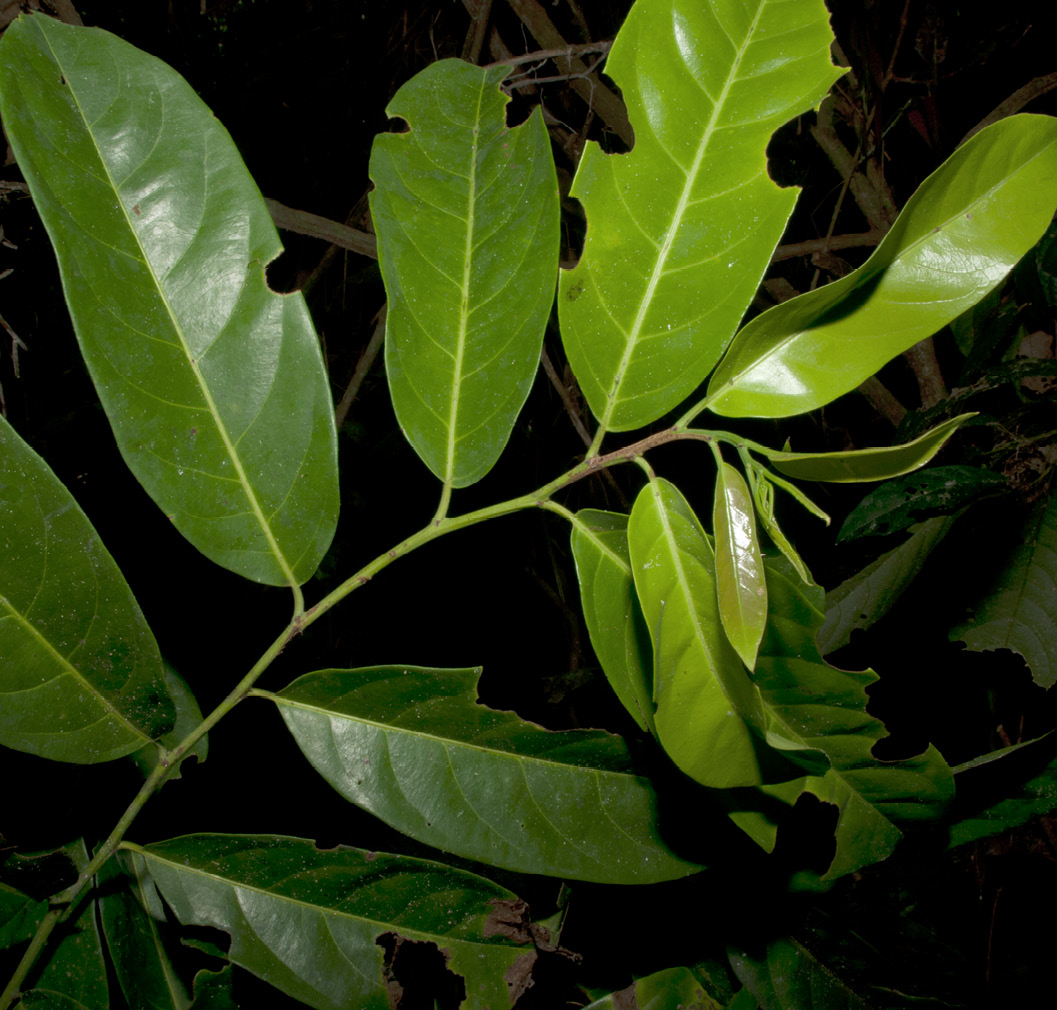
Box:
[25, 840, 107, 1010]
[98, 852, 191, 1010]
[0, 414, 174, 763]
[558, 0, 842, 433]
[744, 465, 812, 584]
[569, 509, 654, 732]
[951, 492, 1057, 688]
[128, 834, 530, 1010]
[707, 115, 1057, 418]
[266, 667, 701, 884]
[628, 478, 764, 788]
[0, 16, 339, 587]
[762, 415, 973, 483]
[714, 463, 767, 670]
[369, 59, 559, 488]
[819, 516, 957, 656]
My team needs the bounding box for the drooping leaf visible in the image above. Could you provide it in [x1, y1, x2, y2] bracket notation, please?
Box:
[558, 0, 842, 433]
[0, 882, 47, 950]
[369, 59, 558, 488]
[745, 464, 813, 583]
[266, 667, 701, 884]
[129, 663, 207, 784]
[0, 414, 173, 763]
[818, 516, 957, 656]
[837, 465, 1006, 541]
[714, 462, 767, 670]
[128, 834, 530, 1010]
[98, 852, 191, 1010]
[729, 936, 875, 1010]
[741, 559, 955, 879]
[0, 16, 339, 587]
[707, 115, 1057, 418]
[569, 509, 654, 732]
[951, 491, 1057, 688]
[762, 415, 973, 483]
[25, 840, 107, 1010]
[584, 966, 726, 1010]
[628, 478, 764, 788]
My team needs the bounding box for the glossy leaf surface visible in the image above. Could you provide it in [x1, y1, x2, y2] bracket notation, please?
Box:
[628, 478, 763, 788]
[0, 414, 173, 763]
[950, 492, 1057, 688]
[130, 834, 528, 1010]
[269, 667, 700, 883]
[745, 560, 954, 879]
[98, 852, 191, 1010]
[764, 415, 972, 482]
[558, 0, 842, 432]
[837, 465, 1005, 541]
[708, 115, 1057, 417]
[570, 510, 653, 732]
[818, 516, 956, 656]
[0, 16, 338, 586]
[369, 59, 558, 487]
[714, 462, 767, 669]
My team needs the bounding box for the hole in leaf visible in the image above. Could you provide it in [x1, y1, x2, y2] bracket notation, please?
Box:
[386, 116, 410, 134]
[377, 932, 466, 1010]
[561, 194, 586, 270]
[265, 251, 301, 294]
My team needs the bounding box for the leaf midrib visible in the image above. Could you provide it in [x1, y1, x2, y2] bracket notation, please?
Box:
[43, 26, 297, 589]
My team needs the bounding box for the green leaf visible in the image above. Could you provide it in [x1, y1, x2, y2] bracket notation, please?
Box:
[368, 59, 558, 488]
[950, 492, 1057, 688]
[714, 462, 767, 670]
[628, 478, 764, 788]
[729, 936, 874, 1010]
[26, 840, 107, 1010]
[17, 993, 92, 1010]
[129, 663, 207, 783]
[818, 517, 957, 656]
[0, 414, 173, 763]
[569, 509, 654, 732]
[558, 0, 842, 433]
[0, 16, 339, 587]
[707, 115, 1057, 418]
[0, 882, 47, 950]
[743, 560, 955, 879]
[187, 967, 238, 1010]
[763, 415, 973, 483]
[744, 464, 813, 584]
[267, 667, 701, 884]
[837, 465, 1006, 541]
[584, 966, 726, 1010]
[98, 852, 191, 1010]
[128, 834, 530, 1010]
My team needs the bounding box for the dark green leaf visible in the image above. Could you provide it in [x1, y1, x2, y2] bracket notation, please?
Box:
[98, 851, 191, 1010]
[764, 416, 973, 483]
[707, 115, 1057, 418]
[0, 16, 339, 586]
[188, 967, 238, 1010]
[628, 478, 764, 788]
[837, 466, 1006, 541]
[558, 0, 842, 433]
[129, 663, 207, 784]
[369, 59, 558, 488]
[0, 414, 173, 763]
[570, 510, 654, 732]
[950, 491, 1057, 688]
[819, 516, 957, 655]
[268, 667, 701, 884]
[17, 992, 92, 1010]
[129, 834, 531, 1010]
[584, 966, 726, 1010]
[714, 463, 767, 670]
[0, 882, 47, 950]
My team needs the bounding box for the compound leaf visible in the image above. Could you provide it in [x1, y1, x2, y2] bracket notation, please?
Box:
[129, 834, 531, 1010]
[708, 115, 1057, 417]
[570, 509, 654, 732]
[369, 59, 559, 488]
[267, 667, 701, 884]
[558, 0, 842, 433]
[0, 15, 338, 587]
[628, 478, 764, 788]
[0, 414, 173, 763]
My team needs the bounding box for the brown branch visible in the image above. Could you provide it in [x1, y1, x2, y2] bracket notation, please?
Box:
[903, 336, 948, 409]
[487, 41, 613, 69]
[772, 229, 884, 262]
[857, 374, 907, 427]
[335, 305, 386, 430]
[461, 0, 493, 64]
[959, 72, 1057, 147]
[265, 199, 377, 260]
